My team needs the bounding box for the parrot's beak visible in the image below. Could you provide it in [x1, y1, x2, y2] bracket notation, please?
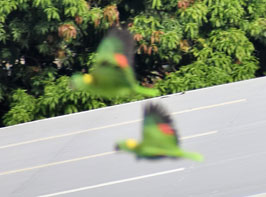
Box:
[115, 144, 120, 151]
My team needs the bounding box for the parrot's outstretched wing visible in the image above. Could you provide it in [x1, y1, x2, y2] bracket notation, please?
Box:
[141, 103, 179, 148]
[98, 28, 160, 97]
[96, 28, 135, 69]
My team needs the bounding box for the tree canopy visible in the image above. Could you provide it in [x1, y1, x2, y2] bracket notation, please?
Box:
[0, 0, 266, 126]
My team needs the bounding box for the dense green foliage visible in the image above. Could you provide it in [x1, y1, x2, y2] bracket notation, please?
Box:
[0, 0, 266, 126]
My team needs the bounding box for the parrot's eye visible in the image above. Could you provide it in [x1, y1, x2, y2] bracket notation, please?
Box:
[101, 61, 109, 66]
[126, 139, 138, 149]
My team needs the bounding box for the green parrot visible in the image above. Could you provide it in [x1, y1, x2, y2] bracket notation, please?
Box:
[70, 28, 160, 98]
[116, 103, 204, 161]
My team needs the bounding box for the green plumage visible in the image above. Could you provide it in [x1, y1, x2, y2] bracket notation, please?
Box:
[70, 28, 160, 98]
[116, 103, 204, 161]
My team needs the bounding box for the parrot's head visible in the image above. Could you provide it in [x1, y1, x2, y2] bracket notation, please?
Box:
[115, 139, 139, 152]
[69, 73, 94, 90]
[83, 74, 93, 84]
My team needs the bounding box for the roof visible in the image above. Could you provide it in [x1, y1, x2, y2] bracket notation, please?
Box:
[1, 76, 266, 196]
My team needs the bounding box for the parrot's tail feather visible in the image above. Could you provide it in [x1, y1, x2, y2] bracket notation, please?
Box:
[134, 85, 160, 97]
[181, 151, 204, 162]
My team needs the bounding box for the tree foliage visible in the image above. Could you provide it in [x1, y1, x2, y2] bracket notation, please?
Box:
[0, 0, 266, 126]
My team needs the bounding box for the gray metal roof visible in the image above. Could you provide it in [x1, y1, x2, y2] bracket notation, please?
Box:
[1, 77, 266, 197]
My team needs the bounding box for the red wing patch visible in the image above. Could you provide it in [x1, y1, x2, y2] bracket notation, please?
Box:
[158, 123, 175, 135]
[114, 53, 129, 68]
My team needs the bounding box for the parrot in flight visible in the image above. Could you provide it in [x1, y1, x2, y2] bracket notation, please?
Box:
[115, 103, 204, 161]
[70, 28, 160, 98]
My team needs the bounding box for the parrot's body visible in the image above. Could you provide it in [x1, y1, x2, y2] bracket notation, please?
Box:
[70, 28, 159, 98]
[116, 103, 204, 161]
